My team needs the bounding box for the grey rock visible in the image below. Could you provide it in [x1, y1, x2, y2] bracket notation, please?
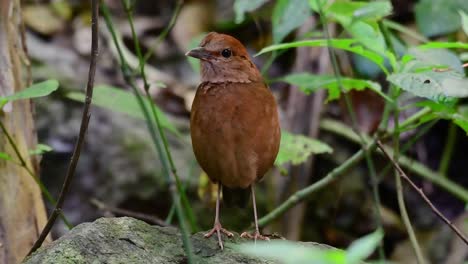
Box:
[25, 217, 280, 264]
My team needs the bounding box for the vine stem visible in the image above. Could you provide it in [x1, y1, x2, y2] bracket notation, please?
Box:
[258, 144, 374, 227]
[393, 105, 426, 264]
[438, 122, 457, 177]
[102, 2, 194, 262]
[320, 119, 468, 202]
[315, 0, 385, 258]
[121, 0, 197, 233]
[27, 0, 99, 256]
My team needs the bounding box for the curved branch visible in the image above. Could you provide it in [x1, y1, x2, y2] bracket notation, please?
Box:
[27, 0, 99, 256]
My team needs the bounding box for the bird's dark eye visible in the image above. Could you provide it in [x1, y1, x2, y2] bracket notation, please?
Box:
[221, 49, 231, 58]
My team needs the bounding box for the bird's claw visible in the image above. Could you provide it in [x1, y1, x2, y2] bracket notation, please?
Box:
[240, 231, 270, 241]
[204, 222, 234, 250]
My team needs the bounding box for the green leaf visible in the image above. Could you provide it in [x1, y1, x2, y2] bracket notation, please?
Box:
[417, 101, 468, 134]
[345, 21, 386, 54]
[0, 79, 59, 108]
[279, 73, 391, 102]
[346, 229, 384, 264]
[387, 71, 468, 103]
[234, 0, 268, 24]
[323, 0, 392, 53]
[460, 10, 468, 36]
[415, 0, 468, 37]
[406, 47, 464, 73]
[0, 152, 12, 161]
[29, 143, 53, 156]
[272, 0, 311, 44]
[257, 39, 388, 74]
[327, 1, 392, 23]
[418, 41, 468, 50]
[66, 85, 180, 136]
[236, 240, 345, 264]
[352, 1, 393, 21]
[308, 0, 329, 12]
[275, 131, 333, 167]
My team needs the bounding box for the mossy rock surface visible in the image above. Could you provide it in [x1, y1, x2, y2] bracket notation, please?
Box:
[25, 217, 280, 264]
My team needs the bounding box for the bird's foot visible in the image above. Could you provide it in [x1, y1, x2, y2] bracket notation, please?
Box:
[204, 222, 234, 250]
[240, 231, 270, 241]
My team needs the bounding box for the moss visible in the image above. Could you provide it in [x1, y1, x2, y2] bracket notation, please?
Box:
[25, 217, 277, 264]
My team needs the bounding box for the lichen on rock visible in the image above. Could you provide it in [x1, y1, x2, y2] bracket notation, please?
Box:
[25, 217, 278, 264]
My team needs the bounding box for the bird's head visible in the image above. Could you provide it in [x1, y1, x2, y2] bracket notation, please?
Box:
[185, 32, 262, 83]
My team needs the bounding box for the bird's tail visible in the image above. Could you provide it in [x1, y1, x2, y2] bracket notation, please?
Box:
[222, 185, 251, 208]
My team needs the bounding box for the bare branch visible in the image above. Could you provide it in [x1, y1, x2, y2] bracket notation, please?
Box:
[27, 0, 99, 256]
[376, 140, 468, 246]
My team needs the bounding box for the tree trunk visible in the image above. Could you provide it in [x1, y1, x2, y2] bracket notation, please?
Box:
[0, 0, 49, 263]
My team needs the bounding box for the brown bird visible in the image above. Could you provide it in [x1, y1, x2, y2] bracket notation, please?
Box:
[186, 32, 281, 249]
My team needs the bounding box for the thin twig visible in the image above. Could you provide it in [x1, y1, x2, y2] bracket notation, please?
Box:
[26, 0, 99, 256]
[376, 140, 468, 246]
[380, 120, 438, 177]
[90, 198, 169, 227]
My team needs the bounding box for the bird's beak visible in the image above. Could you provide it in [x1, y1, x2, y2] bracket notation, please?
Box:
[185, 47, 212, 61]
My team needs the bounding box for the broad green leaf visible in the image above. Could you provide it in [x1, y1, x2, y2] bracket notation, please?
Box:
[275, 131, 332, 167]
[418, 42, 468, 50]
[234, 0, 268, 24]
[0, 152, 12, 161]
[345, 21, 386, 54]
[417, 101, 468, 134]
[323, 0, 392, 52]
[279, 73, 391, 102]
[67, 85, 179, 136]
[415, 0, 468, 37]
[309, 0, 329, 12]
[327, 1, 369, 21]
[352, 1, 393, 20]
[346, 229, 384, 264]
[453, 115, 468, 134]
[257, 39, 388, 74]
[460, 10, 468, 36]
[0, 79, 59, 108]
[388, 71, 468, 103]
[327, 1, 392, 24]
[29, 144, 53, 156]
[236, 240, 345, 264]
[352, 34, 403, 78]
[406, 48, 464, 73]
[272, 0, 311, 44]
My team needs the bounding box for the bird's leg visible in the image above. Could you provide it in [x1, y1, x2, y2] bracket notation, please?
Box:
[240, 184, 270, 241]
[204, 183, 234, 249]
